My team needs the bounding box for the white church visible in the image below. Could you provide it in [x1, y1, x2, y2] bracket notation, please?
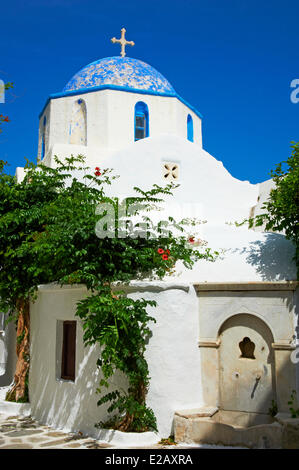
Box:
[1, 29, 298, 448]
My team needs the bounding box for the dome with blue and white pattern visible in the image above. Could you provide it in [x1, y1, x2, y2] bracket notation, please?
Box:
[63, 56, 176, 96]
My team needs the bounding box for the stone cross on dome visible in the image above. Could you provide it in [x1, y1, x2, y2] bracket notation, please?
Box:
[111, 28, 135, 57]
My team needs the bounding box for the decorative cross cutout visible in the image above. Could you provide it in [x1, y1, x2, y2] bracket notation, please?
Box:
[111, 28, 135, 58]
[163, 163, 179, 181]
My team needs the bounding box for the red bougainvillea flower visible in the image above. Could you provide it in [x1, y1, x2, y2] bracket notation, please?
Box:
[95, 167, 100, 171]
[94, 169, 101, 176]
[162, 254, 168, 261]
[157, 248, 164, 254]
[188, 237, 195, 243]
[166, 249, 170, 255]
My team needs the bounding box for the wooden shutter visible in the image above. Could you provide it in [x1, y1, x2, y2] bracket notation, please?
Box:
[61, 321, 76, 381]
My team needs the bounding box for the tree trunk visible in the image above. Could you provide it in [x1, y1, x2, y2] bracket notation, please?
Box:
[117, 412, 135, 432]
[116, 379, 147, 432]
[6, 298, 30, 402]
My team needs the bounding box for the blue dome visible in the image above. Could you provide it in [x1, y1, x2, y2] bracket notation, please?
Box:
[63, 56, 176, 96]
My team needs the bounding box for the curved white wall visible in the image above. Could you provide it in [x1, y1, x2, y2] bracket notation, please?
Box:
[38, 89, 202, 160]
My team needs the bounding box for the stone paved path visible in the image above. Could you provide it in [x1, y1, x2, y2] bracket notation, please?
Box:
[0, 413, 245, 449]
[0, 414, 117, 449]
[0, 413, 206, 449]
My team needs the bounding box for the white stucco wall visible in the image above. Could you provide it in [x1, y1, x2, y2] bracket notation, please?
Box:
[253, 179, 276, 216]
[38, 102, 51, 160]
[39, 134, 297, 282]
[29, 281, 298, 438]
[0, 315, 6, 375]
[15, 68, 297, 440]
[0, 315, 17, 388]
[29, 285, 127, 436]
[250, 178, 277, 233]
[176, 224, 297, 282]
[18, 133, 297, 285]
[37, 135, 259, 223]
[38, 89, 202, 161]
[129, 284, 203, 435]
[29, 283, 203, 438]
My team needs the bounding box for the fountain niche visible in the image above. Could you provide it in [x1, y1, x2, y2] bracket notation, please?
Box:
[174, 282, 299, 448]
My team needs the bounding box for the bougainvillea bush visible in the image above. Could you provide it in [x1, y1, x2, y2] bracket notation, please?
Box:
[0, 155, 216, 431]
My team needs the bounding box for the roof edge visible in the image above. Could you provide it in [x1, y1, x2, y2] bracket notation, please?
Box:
[38, 84, 203, 119]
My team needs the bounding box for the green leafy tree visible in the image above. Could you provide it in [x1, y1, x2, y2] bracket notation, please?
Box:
[0, 155, 215, 430]
[249, 142, 299, 276]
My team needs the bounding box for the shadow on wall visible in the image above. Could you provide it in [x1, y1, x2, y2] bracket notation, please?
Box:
[0, 317, 16, 388]
[29, 319, 129, 438]
[243, 233, 296, 281]
[295, 289, 299, 390]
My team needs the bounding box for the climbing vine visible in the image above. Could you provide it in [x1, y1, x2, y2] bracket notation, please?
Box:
[77, 288, 158, 431]
[0, 155, 216, 430]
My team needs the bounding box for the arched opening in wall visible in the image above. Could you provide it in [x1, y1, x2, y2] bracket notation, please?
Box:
[218, 313, 276, 425]
[69, 99, 87, 145]
[41, 136, 45, 160]
[187, 114, 193, 142]
[41, 116, 46, 160]
[134, 101, 149, 141]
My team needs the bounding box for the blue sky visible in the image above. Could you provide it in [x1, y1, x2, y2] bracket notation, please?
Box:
[1, 0, 298, 182]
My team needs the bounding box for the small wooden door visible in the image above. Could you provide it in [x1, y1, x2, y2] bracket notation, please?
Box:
[61, 321, 76, 381]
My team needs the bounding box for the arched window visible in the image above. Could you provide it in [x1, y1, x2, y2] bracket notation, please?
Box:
[134, 101, 149, 141]
[69, 99, 87, 145]
[41, 116, 46, 160]
[41, 136, 45, 160]
[187, 114, 193, 142]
